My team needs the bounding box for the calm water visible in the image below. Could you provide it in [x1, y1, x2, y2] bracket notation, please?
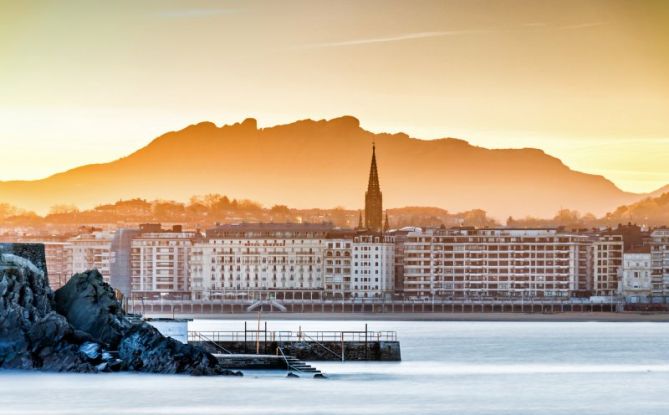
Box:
[1, 320, 669, 414]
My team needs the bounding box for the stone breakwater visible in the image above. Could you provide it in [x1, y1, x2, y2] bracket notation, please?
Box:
[0, 243, 241, 376]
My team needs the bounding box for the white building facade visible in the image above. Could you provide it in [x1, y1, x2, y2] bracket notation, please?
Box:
[401, 228, 621, 300]
[66, 231, 114, 283]
[323, 237, 353, 296]
[189, 224, 395, 300]
[190, 224, 332, 300]
[351, 235, 394, 298]
[621, 250, 652, 297]
[130, 226, 195, 299]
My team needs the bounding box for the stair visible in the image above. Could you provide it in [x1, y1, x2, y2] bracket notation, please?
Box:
[284, 356, 326, 378]
[246, 300, 287, 312]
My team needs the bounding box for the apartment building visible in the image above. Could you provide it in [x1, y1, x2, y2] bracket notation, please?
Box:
[650, 229, 669, 298]
[323, 233, 353, 296]
[190, 223, 332, 300]
[43, 241, 71, 289]
[591, 234, 624, 296]
[620, 247, 652, 297]
[401, 228, 617, 300]
[388, 227, 417, 295]
[66, 231, 114, 283]
[130, 224, 195, 300]
[351, 234, 394, 298]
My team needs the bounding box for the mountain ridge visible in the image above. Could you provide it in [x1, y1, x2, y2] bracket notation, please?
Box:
[0, 116, 661, 219]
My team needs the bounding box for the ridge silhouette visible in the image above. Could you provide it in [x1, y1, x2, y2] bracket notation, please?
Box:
[0, 116, 662, 218]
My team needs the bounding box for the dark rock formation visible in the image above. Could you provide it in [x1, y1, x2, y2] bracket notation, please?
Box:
[54, 270, 131, 349]
[0, 243, 240, 376]
[119, 324, 239, 375]
[0, 244, 95, 371]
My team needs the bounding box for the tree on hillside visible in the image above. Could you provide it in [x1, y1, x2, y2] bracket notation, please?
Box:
[603, 192, 669, 226]
[114, 198, 152, 216]
[0, 203, 19, 220]
[460, 209, 498, 227]
[237, 199, 263, 212]
[270, 204, 291, 215]
[153, 201, 186, 220]
[186, 201, 209, 216]
[49, 204, 79, 215]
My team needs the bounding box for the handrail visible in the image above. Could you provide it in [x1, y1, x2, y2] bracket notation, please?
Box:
[188, 330, 397, 343]
[192, 331, 233, 354]
[277, 346, 301, 372]
[299, 332, 342, 360]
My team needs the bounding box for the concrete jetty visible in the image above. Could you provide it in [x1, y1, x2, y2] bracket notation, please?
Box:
[189, 328, 401, 362]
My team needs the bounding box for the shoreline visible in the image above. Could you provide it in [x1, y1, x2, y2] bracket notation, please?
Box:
[146, 312, 669, 322]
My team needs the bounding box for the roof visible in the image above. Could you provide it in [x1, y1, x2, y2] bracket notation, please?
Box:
[206, 222, 336, 238]
[625, 246, 651, 254]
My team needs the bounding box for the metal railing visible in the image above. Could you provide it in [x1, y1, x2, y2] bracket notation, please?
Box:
[188, 330, 397, 343]
[131, 296, 623, 306]
[190, 331, 233, 354]
[299, 332, 343, 360]
[277, 347, 300, 372]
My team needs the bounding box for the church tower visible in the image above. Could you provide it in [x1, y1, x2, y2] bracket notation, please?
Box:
[364, 143, 383, 232]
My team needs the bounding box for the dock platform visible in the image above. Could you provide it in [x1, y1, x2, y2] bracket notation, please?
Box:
[213, 353, 326, 377]
[190, 328, 401, 361]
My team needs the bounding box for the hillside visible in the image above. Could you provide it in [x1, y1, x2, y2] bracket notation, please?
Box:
[601, 192, 669, 226]
[0, 116, 661, 219]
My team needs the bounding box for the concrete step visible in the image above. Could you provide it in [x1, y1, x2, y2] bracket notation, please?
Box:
[284, 354, 324, 377]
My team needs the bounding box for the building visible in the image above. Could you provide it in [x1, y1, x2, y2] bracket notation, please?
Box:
[0, 235, 71, 290]
[323, 232, 353, 296]
[188, 223, 396, 300]
[590, 234, 624, 297]
[388, 227, 419, 295]
[43, 241, 71, 290]
[620, 247, 652, 297]
[650, 229, 669, 299]
[190, 223, 333, 300]
[351, 234, 395, 298]
[401, 228, 617, 300]
[66, 231, 114, 283]
[130, 224, 195, 300]
[110, 227, 141, 297]
[364, 144, 383, 232]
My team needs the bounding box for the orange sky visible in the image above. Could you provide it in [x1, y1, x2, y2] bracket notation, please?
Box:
[1, 0, 668, 192]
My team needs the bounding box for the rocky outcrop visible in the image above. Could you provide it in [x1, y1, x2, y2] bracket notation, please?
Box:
[0, 243, 240, 376]
[119, 324, 233, 375]
[54, 270, 131, 349]
[0, 244, 95, 371]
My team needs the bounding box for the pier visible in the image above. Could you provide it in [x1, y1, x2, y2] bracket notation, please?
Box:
[189, 326, 401, 362]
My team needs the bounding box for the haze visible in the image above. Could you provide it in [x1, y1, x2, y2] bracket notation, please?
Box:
[1, 0, 668, 192]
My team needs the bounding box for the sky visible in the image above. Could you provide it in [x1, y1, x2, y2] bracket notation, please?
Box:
[1, 0, 668, 193]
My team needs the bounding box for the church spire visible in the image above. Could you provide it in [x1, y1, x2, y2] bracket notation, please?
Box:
[384, 211, 389, 232]
[367, 142, 380, 193]
[364, 142, 383, 233]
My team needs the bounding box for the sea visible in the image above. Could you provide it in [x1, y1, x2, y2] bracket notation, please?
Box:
[1, 320, 668, 414]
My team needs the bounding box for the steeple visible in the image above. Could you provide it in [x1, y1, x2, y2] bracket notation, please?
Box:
[364, 142, 383, 232]
[357, 210, 363, 229]
[384, 211, 390, 232]
[367, 143, 380, 193]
